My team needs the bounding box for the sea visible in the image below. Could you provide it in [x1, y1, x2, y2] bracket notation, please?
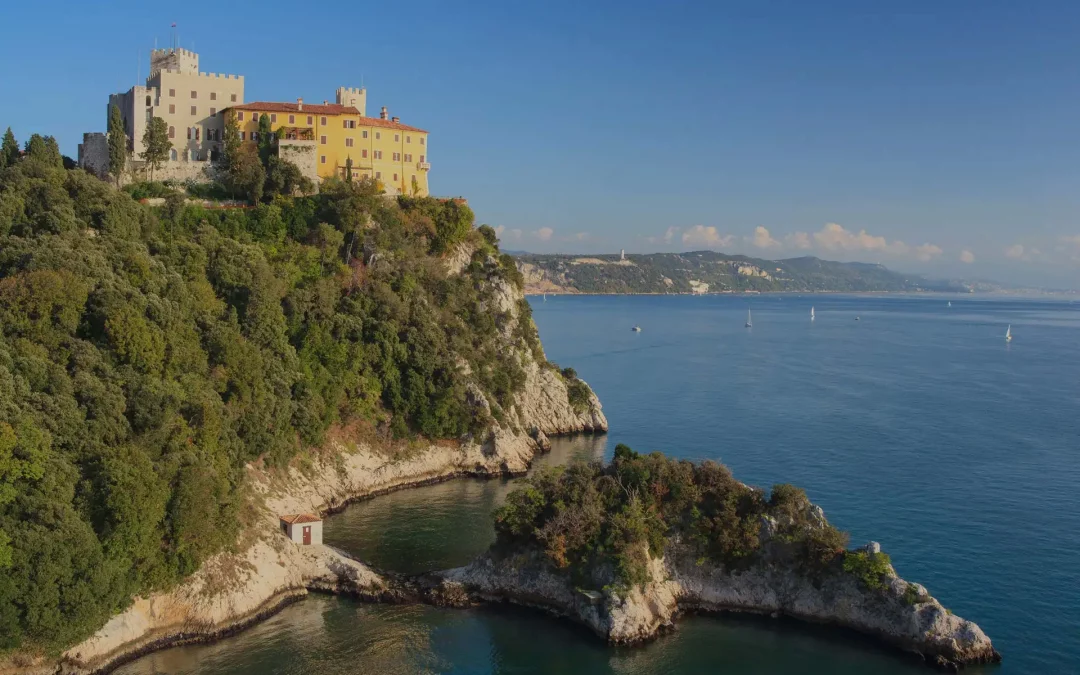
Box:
[117, 294, 1080, 675]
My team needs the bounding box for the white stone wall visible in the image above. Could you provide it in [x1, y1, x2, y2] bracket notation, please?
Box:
[78, 133, 110, 179]
[147, 69, 244, 163]
[278, 140, 319, 186]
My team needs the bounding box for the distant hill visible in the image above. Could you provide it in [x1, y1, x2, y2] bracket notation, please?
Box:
[515, 251, 967, 294]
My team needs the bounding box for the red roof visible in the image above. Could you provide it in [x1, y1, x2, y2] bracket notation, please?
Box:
[229, 102, 427, 133]
[280, 513, 321, 524]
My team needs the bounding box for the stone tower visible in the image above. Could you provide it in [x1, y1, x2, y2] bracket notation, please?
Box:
[335, 86, 367, 117]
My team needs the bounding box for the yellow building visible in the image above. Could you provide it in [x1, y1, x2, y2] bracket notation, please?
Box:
[225, 94, 430, 196]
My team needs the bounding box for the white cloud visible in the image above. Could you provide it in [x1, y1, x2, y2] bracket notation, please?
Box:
[959, 250, 975, 264]
[813, 222, 909, 255]
[1005, 244, 1025, 259]
[532, 227, 554, 241]
[570, 232, 589, 241]
[682, 225, 734, 248]
[787, 231, 812, 249]
[494, 225, 505, 237]
[750, 225, 781, 249]
[663, 226, 679, 245]
[914, 243, 943, 262]
[508, 228, 523, 240]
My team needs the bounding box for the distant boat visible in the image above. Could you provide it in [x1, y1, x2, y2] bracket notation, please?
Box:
[855, 316, 861, 321]
[1005, 324, 1012, 342]
[947, 301, 952, 308]
[745, 309, 753, 328]
[543, 293, 547, 302]
[632, 325, 642, 332]
[810, 306, 815, 321]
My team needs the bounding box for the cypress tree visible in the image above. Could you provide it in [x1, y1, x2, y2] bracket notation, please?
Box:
[0, 127, 17, 167]
[107, 105, 128, 185]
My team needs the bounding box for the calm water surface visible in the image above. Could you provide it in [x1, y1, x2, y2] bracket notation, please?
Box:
[119, 295, 1080, 674]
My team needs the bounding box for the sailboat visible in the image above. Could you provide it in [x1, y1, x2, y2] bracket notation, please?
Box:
[1005, 324, 1012, 343]
[947, 301, 952, 308]
[745, 309, 753, 328]
[810, 306, 815, 321]
[543, 293, 547, 302]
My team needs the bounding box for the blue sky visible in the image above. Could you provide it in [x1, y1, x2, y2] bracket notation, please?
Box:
[3, 0, 1080, 286]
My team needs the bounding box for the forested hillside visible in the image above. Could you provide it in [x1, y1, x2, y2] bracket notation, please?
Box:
[517, 251, 966, 294]
[0, 138, 543, 652]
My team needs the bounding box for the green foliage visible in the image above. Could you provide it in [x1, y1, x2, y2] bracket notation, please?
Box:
[494, 446, 851, 593]
[124, 181, 176, 200]
[397, 196, 475, 255]
[139, 117, 171, 181]
[107, 105, 128, 185]
[843, 550, 893, 591]
[0, 128, 18, 168]
[264, 156, 312, 199]
[24, 135, 63, 169]
[0, 158, 535, 650]
[565, 378, 592, 413]
[902, 583, 921, 605]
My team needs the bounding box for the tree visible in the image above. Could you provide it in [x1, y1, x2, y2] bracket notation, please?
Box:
[230, 151, 265, 203]
[140, 117, 171, 181]
[0, 127, 17, 168]
[264, 156, 311, 200]
[107, 105, 128, 186]
[219, 115, 242, 173]
[256, 114, 275, 167]
[345, 156, 353, 183]
[411, 175, 420, 196]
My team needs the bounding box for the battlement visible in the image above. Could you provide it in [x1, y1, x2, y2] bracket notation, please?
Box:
[150, 69, 244, 81]
[338, 87, 365, 95]
[151, 47, 197, 59]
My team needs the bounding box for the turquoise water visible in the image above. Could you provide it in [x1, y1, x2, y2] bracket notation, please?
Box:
[118, 295, 1080, 674]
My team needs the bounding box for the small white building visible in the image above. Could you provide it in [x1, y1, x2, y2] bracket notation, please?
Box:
[279, 513, 322, 545]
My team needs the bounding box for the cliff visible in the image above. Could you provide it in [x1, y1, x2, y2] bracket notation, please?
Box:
[0, 160, 606, 673]
[444, 541, 997, 671]
[37, 343, 604, 675]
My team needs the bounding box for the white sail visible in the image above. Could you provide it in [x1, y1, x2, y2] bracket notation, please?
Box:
[746, 309, 752, 327]
[1005, 324, 1012, 341]
[810, 306, 815, 320]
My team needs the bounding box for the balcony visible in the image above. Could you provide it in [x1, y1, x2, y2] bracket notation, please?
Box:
[417, 161, 431, 171]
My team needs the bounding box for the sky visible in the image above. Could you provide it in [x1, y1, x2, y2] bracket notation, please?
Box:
[2, 0, 1080, 287]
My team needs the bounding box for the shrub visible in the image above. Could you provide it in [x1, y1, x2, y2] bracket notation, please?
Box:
[566, 379, 592, 412]
[843, 550, 893, 591]
[124, 181, 175, 200]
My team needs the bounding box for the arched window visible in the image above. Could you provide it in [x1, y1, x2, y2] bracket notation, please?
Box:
[145, 95, 151, 107]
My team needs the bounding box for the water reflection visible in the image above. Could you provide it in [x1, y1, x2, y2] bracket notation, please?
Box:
[323, 435, 608, 574]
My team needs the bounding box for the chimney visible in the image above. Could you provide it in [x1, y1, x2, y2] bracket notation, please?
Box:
[380, 106, 388, 120]
[323, 100, 328, 105]
[391, 116, 400, 123]
[297, 97, 303, 111]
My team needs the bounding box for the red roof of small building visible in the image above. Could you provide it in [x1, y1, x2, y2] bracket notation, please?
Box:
[228, 102, 427, 133]
[280, 513, 321, 524]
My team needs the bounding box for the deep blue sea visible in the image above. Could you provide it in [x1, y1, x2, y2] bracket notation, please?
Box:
[118, 295, 1080, 675]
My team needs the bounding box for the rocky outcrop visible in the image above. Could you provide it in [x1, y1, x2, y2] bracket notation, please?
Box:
[439, 542, 998, 671]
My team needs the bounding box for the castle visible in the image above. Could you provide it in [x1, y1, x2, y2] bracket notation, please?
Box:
[78, 47, 430, 196]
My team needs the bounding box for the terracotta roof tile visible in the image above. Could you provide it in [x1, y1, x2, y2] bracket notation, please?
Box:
[280, 513, 321, 524]
[227, 102, 427, 132]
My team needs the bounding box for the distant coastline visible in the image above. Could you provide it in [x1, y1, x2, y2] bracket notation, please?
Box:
[515, 251, 1075, 296]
